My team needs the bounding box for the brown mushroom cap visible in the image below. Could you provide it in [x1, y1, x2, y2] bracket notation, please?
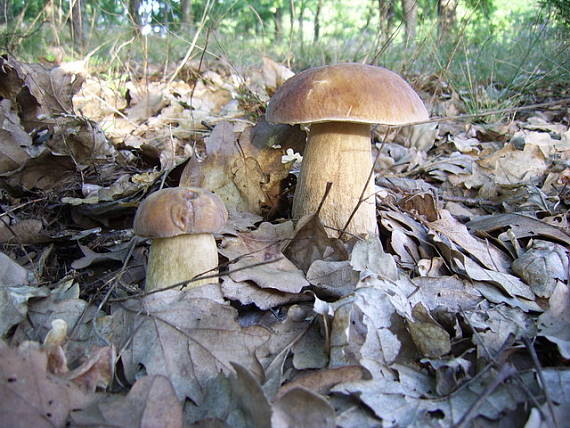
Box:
[266, 63, 429, 126]
[133, 187, 228, 238]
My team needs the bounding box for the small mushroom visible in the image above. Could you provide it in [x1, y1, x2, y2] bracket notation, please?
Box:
[266, 63, 429, 238]
[133, 187, 228, 291]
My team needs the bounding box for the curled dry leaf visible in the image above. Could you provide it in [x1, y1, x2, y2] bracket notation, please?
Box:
[284, 214, 349, 274]
[538, 282, 570, 359]
[70, 375, 183, 428]
[512, 240, 568, 298]
[407, 303, 451, 358]
[261, 57, 295, 96]
[466, 213, 570, 247]
[220, 277, 305, 310]
[428, 209, 511, 273]
[185, 363, 272, 428]
[0, 251, 47, 337]
[220, 221, 309, 293]
[478, 142, 548, 186]
[64, 345, 115, 393]
[180, 121, 291, 215]
[0, 99, 32, 174]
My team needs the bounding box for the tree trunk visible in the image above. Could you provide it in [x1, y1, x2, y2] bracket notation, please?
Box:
[401, 0, 417, 48]
[274, 7, 283, 40]
[297, 1, 305, 47]
[0, 0, 7, 25]
[438, 0, 458, 40]
[362, 0, 375, 32]
[129, 0, 142, 30]
[289, 0, 295, 41]
[180, 0, 193, 26]
[70, 0, 85, 53]
[377, 0, 394, 42]
[313, 0, 323, 42]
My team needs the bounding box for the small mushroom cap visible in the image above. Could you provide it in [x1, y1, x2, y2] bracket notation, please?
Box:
[266, 63, 429, 126]
[133, 187, 228, 238]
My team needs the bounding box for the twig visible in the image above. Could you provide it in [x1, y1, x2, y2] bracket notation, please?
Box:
[381, 98, 570, 128]
[108, 257, 283, 303]
[453, 363, 518, 428]
[523, 336, 560, 428]
[316, 182, 333, 215]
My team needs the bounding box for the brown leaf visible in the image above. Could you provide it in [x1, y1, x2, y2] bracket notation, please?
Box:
[220, 277, 305, 310]
[220, 222, 309, 293]
[113, 289, 270, 403]
[271, 387, 336, 428]
[5, 152, 77, 191]
[125, 92, 166, 122]
[466, 213, 570, 247]
[70, 375, 183, 428]
[428, 209, 511, 272]
[306, 260, 359, 297]
[261, 57, 294, 95]
[180, 121, 290, 215]
[407, 303, 451, 358]
[0, 55, 84, 129]
[0, 99, 32, 174]
[284, 215, 348, 274]
[397, 192, 439, 222]
[276, 366, 368, 399]
[478, 142, 548, 186]
[0, 218, 48, 244]
[0, 341, 91, 428]
[64, 346, 115, 393]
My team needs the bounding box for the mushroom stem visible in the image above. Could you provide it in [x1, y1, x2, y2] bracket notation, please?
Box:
[292, 122, 377, 238]
[145, 233, 219, 291]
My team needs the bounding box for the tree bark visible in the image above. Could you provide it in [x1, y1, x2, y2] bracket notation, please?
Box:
[180, 0, 193, 27]
[438, 0, 458, 40]
[377, 0, 395, 42]
[70, 0, 85, 53]
[128, 0, 142, 30]
[274, 6, 283, 40]
[401, 0, 417, 48]
[313, 0, 323, 42]
[0, 0, 7, 25]
[297, 1, 306, 47]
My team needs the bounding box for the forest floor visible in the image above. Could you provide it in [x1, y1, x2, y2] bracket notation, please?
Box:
[0, 55, 569, 427]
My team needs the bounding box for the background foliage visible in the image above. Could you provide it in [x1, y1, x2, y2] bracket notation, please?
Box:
[0, 0, 568, 113]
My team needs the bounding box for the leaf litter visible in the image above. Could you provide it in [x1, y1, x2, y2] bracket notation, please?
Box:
[0, 54, 568, 427]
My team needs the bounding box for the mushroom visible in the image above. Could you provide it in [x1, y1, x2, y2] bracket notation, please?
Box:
[266, 63, 429, 238]
[133, 187, 228, 291]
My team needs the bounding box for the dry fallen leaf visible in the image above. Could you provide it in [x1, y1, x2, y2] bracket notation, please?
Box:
[220, 221, 309, 293]
[180, 121, 290, 215]
[284, 214, 348, 274]
[407, 303, 451, 358]
[70, 375, 183, 428]
[538, 282, 570, 359]
[113, 288, 270, 403]
[0, 341, 92, 427]
[272, 387, 336, 428]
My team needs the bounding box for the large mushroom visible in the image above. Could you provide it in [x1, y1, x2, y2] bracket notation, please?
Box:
[133, 187, 228, 291]
[266, 63, 429, 239]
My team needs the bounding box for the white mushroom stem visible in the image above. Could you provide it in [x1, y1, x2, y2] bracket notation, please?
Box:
[145, 233, 219, 291]
[292, 121, 377, 239]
